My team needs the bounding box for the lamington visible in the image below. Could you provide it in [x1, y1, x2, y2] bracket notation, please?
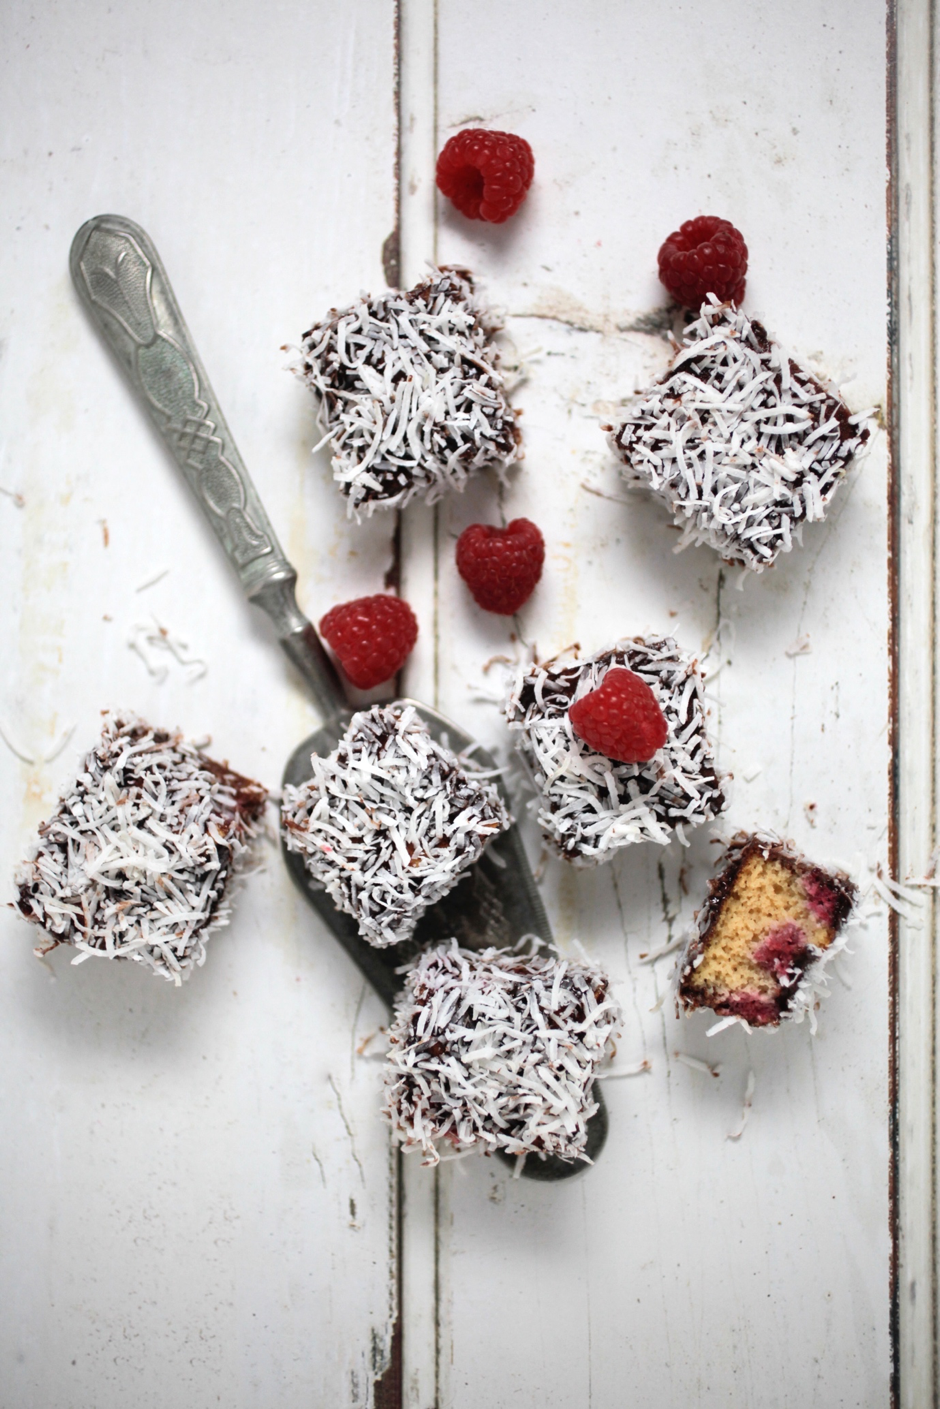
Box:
[504, 638, 726, 865]
[607, 296, 870, 572]
[295, 267, 520, 517]
[14, 713, 267, 983]
[383, 940, 621, 1167]
[677, 832, 857, 1030]
[280, 704, 511, 948]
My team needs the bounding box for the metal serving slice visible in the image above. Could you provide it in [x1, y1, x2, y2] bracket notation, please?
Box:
[69, 213, 607, 1179]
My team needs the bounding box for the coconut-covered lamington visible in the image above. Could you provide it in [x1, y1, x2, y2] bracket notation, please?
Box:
[296, 267, 520, 517]
[607, 297, 870, 572]
[505, 639, 726, 865]
[281, 704, 511, 948]
[678, 832, 857, 1030]
[14, 714, 267, 983]
[384, 940, 621, 1167]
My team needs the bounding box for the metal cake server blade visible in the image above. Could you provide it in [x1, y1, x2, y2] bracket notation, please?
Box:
[70, 213, 607, 1180]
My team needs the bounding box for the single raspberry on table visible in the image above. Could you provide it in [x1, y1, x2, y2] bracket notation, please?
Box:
[568, 668, 668, 764]
[455, 518, 545, 615]
[319, 595, 418, 690]
[436, 129, 534, 224]
[658, 216, 748, 309]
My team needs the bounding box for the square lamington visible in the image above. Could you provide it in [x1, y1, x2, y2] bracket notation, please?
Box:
[505, 638, 726, 865]
[296, 268, 520, 517]
[383, 940, 621, 1166]
[280, 704, 511, 948]
[15, 714, 267, 983]
[608, 297, 870, 572]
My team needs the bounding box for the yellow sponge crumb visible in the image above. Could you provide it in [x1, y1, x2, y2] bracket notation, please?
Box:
[685, 852, 833, 999]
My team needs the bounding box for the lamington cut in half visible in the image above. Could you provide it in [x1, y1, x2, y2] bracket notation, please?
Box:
[505, 638, 726, 865]
[14, 713, 267, 983]
[296, 267, 520, 517]
[607, 296, 870, 572]
[383, 940, 621, 1167]
[280, 704, 511, 948]
[678, 832, 857, 1030]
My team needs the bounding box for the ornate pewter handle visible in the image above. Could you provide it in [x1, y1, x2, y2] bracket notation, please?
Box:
[70, 214, 344, 721]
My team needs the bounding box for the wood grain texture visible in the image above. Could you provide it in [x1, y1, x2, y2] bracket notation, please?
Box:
[0, 1, 918, 1405]
[0, 3, 399, 1406]
[396, 1, 893, 1404]
[895, 0, 940, 1404]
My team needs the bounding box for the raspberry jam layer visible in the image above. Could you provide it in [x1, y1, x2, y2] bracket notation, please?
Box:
[800, 870, 843, 927]
[752, 920, 810, 981]
[720, 990, 780, 1027]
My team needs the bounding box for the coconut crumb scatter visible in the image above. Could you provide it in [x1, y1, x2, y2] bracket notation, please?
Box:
[505, 638, 726, 866]
[384, 940, 622, 1166]
[280, 704, 511, 949]
[14, 713, 267, 983]
[295, 267, 520, 517]
[608, 297, 871, 572]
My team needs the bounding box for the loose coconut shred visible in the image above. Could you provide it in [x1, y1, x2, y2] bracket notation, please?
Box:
[608, 297, 871, 572]
[384, 940, 622, 1167]
[296, 267, 520, 517]
[14, 714, 267, 983]
[281, 705, 511, 948]
[505, 639, 727, 865]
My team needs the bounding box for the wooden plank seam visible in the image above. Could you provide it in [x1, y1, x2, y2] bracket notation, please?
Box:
[895, 0, 939, 1404]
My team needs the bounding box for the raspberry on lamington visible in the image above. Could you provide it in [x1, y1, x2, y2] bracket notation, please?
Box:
[456, 518, 545, 615]
[568, 667, 667, 764]
[320, 594, 418, 690]
[296, 268, 520, 517]
[504, 639, 726, 866]
[658, 215, 748, 308]
[436, 129, 534, 224]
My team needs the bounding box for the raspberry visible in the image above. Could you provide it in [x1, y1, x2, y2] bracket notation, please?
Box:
[658, 216, 748, 309]
[319, 595, 418, 690]
[436, 129, 534, 224]
[455, 518, 545, 615]
[568, 668, 667, 764]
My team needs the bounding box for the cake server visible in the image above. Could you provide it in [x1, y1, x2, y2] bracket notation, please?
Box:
[69, 213, 607, 1179]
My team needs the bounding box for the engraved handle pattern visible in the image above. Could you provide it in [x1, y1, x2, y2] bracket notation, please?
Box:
[70, 214, 347, 721]
[70, 214, 285, 597]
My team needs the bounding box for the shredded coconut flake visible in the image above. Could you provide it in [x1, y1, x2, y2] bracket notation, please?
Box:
[597, 1057, 652, 1079]
[608, 298, 871, 572]
[727, 1069, 756, 1141]
[128, 618, 206, 683]
[295, 268, 520, 517]
[504, 638, 727, 865]
[675, 1051, 721, 1077]
[13, 713, 267, 983]
[639, 932, 689, 964]
[280, 705, 511, 948]
[383, 940, 622, 1166]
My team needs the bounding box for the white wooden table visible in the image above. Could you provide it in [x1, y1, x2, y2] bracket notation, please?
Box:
[0, 3, 931, 1406]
